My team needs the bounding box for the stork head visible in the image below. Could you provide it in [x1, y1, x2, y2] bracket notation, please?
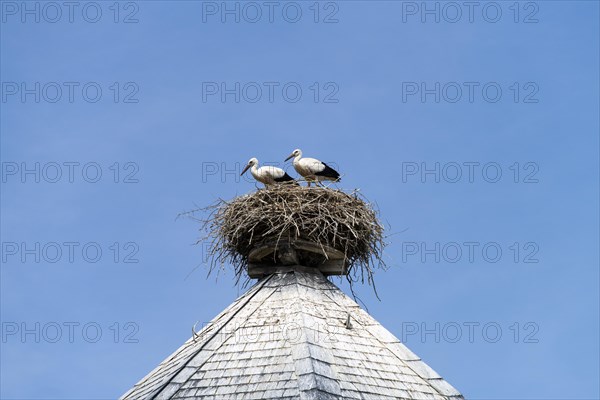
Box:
[285, 149, 302, 162]
[240, 157, 258, 176]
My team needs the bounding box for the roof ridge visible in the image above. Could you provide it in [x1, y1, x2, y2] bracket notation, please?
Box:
[151, 275, 280, 399]
[286, 272, 343, 399]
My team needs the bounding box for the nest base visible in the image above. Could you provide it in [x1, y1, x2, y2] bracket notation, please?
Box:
[248, 238, 348, 277]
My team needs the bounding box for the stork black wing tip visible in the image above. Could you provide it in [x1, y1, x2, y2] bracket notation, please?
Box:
[275, 173, 298, 185]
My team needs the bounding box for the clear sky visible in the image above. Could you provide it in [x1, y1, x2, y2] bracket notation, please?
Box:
[1, 1, 598, 399]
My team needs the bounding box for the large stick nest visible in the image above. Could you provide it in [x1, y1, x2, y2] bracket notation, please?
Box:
[186, 185, 386, 287]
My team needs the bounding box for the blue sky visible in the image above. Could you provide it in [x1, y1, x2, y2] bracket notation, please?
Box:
[1, 1, 598, 399]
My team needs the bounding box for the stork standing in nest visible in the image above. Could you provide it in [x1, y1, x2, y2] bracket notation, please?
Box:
[241, 157, 297, 187]
[285, 149, 341, 187]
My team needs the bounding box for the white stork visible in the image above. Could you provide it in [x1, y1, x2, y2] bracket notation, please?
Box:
[240, 157, 297, 187]
[284, 149, 340, 186]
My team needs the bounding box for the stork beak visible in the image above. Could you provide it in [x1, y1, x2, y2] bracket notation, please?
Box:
[285, 153, 294, 162]
[240, 164, 250, 176]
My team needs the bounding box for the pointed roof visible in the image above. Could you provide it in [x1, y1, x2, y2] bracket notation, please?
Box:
[121, 271, 463, 400]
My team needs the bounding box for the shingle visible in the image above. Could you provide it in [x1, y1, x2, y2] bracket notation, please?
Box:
[121, 271, 463, 400]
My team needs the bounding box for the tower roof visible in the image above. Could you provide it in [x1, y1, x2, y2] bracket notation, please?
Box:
[121, 271, 463, 400]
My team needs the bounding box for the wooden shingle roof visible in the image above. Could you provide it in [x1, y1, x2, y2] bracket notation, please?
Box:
[121, 271, 464, 400]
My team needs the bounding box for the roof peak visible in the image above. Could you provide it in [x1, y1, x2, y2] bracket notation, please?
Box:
[121, 272, 463, 400]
